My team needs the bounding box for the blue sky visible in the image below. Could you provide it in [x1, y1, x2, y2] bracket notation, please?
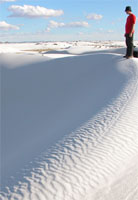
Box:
[0, 0, 137, 42]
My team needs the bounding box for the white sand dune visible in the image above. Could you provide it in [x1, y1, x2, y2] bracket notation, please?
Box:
[0, 44, 138, 200]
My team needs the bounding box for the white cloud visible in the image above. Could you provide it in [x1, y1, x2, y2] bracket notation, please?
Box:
[8, 5, 64, 18]
[46, 27, 51, 32]
[47, 20, 89, 31]
[67, 21, 89, 28]
[97, 28, 114, 34]
[49, 20, 65, 28]
[87, 13, 103, 20]
[0, 21, 20, 30]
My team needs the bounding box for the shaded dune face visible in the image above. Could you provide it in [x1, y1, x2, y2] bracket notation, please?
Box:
[0, 53, 138, 200]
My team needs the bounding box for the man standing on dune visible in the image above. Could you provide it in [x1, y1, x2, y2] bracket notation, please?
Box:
[124, 6, 136, 59]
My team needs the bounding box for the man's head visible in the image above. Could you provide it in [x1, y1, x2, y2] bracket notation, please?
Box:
[125, 6, 132, 15]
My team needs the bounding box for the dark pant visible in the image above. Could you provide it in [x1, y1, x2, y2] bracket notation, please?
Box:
[125, 34, 134, 57]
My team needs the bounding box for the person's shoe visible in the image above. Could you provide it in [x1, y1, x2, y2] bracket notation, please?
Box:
[123, 55, 127, 58]
[126, 56, 133, 59]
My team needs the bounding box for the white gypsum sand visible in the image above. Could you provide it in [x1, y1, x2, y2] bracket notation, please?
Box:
[0, 42, 138, 200]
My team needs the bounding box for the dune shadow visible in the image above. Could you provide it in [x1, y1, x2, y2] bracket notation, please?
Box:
[0, 53, 128, 193]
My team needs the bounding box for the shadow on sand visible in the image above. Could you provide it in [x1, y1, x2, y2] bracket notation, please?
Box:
[1, 53, 127, 195]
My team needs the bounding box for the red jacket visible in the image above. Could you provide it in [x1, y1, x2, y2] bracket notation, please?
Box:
[125, 14, 136, 34]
